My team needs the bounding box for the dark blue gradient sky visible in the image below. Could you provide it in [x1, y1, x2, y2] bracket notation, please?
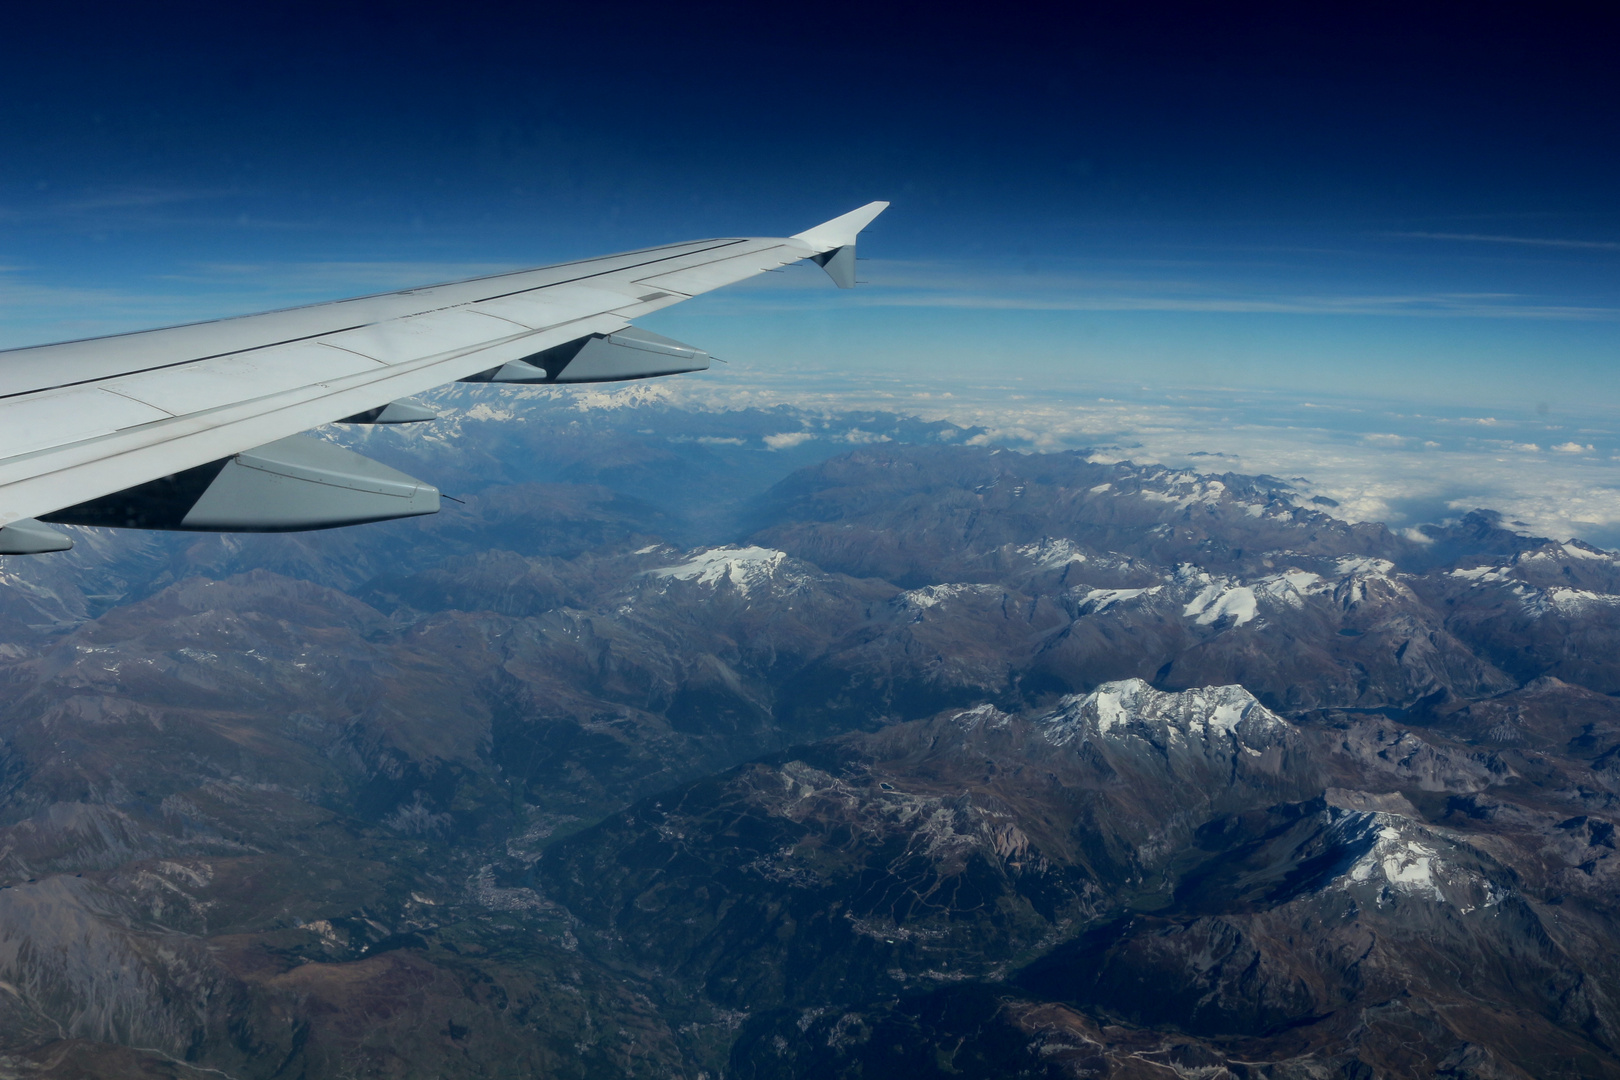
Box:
[1, 1, 1617, 408]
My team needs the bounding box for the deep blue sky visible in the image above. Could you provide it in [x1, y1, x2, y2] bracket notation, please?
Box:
[1, 1, 1617, 409]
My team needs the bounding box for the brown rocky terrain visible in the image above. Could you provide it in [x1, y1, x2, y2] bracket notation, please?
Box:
[0, 404, 1615, 1077]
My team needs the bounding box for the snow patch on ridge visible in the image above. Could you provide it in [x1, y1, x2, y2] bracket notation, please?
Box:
[1017, 537, 1088, 569]
[1520, 541, 1614, 563]
[570, 383, 678, 411]
[1561, 541, 1612, 561]
[1347, 825, 1443, 901]
[1327, 809, 1500, 909]
[1179, 569, 1260, 626]
[1253, 570, 1323, 607]
[900, 583, 1003, 610]
[1082, 586, 1161, 612]
[1450, 566, 1512, 583]
[1160, 555, 1413, 628]
[1449, 548, 1620, 616]
[462, 403, 517, 422]
[950, 703, 1012, 731]
[649, 546, 794, 596]
[1131, 472, 1232, 511]
[1335, 556, 1395, 578]
[1525, 587, 1620, 617]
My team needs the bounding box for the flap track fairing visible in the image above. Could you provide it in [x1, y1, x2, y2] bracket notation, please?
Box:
[461, 327, 711, 385]
[337, 399, 438, 425]
[0, 519, 73, 554]
[42, 436, 439, 533]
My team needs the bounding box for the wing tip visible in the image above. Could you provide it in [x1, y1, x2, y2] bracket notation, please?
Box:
[792, 201, 890, 252]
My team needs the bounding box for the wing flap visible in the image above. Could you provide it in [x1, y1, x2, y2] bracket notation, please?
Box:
[0, 387, 173, 460]
[464, 284, 654, 332]
[465, 293, 587, 330]
[318, 308, 534, 364]
[103, 342, 386, 418]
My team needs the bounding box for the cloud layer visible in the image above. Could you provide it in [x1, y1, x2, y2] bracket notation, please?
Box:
[606, 363, 1620, 549]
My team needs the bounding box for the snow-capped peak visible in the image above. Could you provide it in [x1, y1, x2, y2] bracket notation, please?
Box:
[648, 546, 794, 596]
[899, 583, 1003, 610]
[1017, 537, 1088, 569]
[1324, 808, 1502, 910]
[1040, 679, 1289, 747]
[1175, 566, 1259, 626]
[1334, 556, 1395, 578]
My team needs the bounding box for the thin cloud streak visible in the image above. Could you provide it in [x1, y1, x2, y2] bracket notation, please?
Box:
[708, 259, 1620, 321]
[1389, 231, 1620, 251]
[0, 187, 326, 233]
[853, 290, 1620, 320]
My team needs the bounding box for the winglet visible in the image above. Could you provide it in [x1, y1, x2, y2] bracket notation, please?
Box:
[793, 201, 889, 288]
[793, 201, 890, 252]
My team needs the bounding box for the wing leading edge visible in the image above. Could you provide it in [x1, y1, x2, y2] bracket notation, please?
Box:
[0, 201, 888, 552]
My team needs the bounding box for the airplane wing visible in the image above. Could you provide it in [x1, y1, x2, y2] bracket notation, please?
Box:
[0, 201, 888, 553]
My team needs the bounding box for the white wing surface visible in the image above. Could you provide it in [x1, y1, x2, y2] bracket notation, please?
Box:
[0, 202, 887, 550]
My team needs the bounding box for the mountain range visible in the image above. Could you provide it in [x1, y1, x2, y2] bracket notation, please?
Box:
[0, 397, 1616, 1078]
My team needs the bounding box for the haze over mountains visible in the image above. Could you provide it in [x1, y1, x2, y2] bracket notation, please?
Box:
[1, 391, 1620, 1077]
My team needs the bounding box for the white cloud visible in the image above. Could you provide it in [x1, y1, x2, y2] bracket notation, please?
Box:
[763, 431, 815, 450]
[653, 361, 1620, 548]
